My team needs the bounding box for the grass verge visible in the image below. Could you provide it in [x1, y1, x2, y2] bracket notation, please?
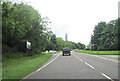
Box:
[2, 52, 52, 81]
[75, 50, 120, 55]
[57, 51, 62, 53]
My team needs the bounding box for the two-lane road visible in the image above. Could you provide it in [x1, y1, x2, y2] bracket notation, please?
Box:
[21, 51, 119, 81]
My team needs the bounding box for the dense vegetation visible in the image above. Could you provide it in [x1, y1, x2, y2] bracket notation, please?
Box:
[90, 18, 120, 51]
[2, 1, 119, 80]
[2, 0, 119, 55]
[2, 1, 85, 56]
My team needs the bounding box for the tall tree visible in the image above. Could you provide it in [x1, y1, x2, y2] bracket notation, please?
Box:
[91, 22, 106, 50]
[91, 19, 119, 51]
[2, 1, 50, 54]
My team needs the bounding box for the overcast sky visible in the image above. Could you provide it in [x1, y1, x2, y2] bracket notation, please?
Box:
[23, 0, 119, 45]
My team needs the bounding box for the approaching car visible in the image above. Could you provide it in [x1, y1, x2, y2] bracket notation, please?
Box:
[49, 50, 57, 54]
[62, 48, 71, 56]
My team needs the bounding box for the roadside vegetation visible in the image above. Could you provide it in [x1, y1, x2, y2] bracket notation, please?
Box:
[2, 52, 52, 80]
[2, 1, 85, 55]
[1, 0, 120, 80]
[1, 1, 85, 80]
[83, 17, 120, 55]
[90, 18, 120, 51]
[57, 51, 62, 53]
[75, 50, 120, 55]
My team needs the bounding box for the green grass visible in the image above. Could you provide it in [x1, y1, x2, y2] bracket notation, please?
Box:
[57, 51, 62, 53]
[2, 52, 52, 80]
[75, 50, 120, 55]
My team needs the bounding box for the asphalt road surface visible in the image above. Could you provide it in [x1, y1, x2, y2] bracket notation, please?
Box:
[21, 51, 119, 81]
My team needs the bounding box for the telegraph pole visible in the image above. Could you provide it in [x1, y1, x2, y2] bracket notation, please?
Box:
[65, 33, 68, 41]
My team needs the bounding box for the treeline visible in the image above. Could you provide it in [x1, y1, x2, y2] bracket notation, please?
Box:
[90, 18, 120, 51]
[56, 37, 85, 50]
[2, 1, 85, 55]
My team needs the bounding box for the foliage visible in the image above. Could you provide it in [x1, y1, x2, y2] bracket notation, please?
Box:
[56, 37, 85, 50]
[2, 2, 50, 54]
[90, 18, 120, 51]
[2, 1, 85, 56]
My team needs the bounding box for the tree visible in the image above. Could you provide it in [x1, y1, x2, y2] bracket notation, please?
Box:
[56, 37, 65, 50]
[2, 1, 86, 55]
[77, 42, 85, 49]
[46, 31, 57, 51]
[91, 19, 119, 51]
[2, 1, 51, 54]
[118, 18, 120, 50]
[91, 22, 106, 50]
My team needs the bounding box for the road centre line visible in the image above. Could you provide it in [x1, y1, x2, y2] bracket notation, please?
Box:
[22, 54, 60, 80]
[79, 58, 83, 61]
[84, 62, 95, 69]
[101, 73, 114, 81]
[73, 54, 114, 81]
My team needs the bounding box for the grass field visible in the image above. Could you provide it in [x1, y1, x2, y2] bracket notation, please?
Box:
[2, 52, 52, 81]
[75, 50, 120, 55]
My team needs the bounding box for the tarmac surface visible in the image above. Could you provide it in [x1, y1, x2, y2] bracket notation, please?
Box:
[21, 51, 119, 81]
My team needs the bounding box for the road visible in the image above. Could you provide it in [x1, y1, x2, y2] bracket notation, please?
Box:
[21, 51, 119, 81]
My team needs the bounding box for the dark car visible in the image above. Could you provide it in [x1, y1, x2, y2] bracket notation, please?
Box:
[62, 48, 71, 56]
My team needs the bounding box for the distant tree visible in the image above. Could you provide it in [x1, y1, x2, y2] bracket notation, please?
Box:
[46, 31, 57, 51]
[77, 42, 85, 49]
[56, 37, 65, 50]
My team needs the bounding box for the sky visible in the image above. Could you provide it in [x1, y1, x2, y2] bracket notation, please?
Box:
[18, 0, 119, 45]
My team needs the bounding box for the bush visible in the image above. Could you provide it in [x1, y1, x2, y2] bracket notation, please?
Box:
[2, 45, 13, 53]
[85, 48, 90, 50]
[2, 52, 27, 59]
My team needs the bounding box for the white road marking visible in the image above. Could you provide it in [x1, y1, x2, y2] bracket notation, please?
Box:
[76, 52, 118, 63]
[73, 54, 114, 81]
[79, 58, 83, 61]
[84, 62, 95, 69]
[94, 55, 118, 63]
[101, 73, 114, 81]
[36, 54, 60, 72]
[21, 71, 36, 80]
[21, 54, 60, 80]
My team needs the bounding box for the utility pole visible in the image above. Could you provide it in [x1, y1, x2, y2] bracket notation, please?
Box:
[65, 33, 68, 41]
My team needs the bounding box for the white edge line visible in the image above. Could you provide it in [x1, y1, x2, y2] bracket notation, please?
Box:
[93, 55, 118, 63]
[23, 54, 60, 79]
[84, 53, 118, 63]
[22, 54, 60, 80]
[36, 54, 60, 72]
